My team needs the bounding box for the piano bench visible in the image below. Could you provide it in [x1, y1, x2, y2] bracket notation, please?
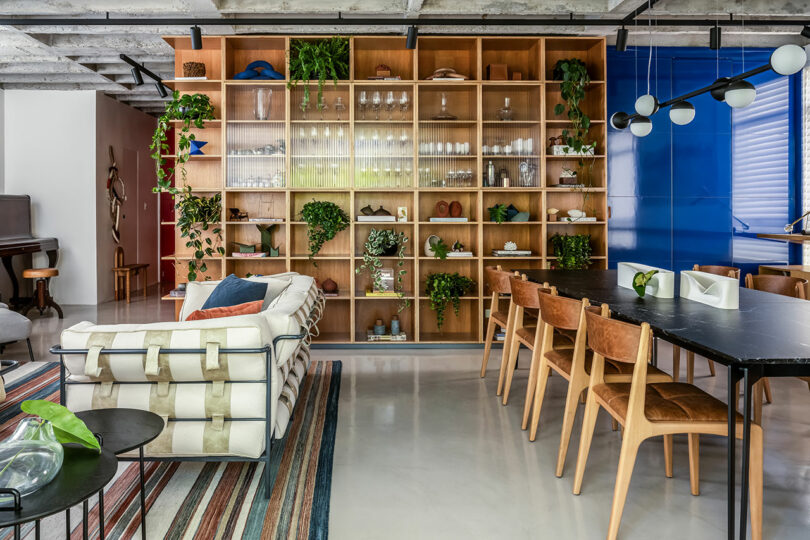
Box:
[21, 268, 63, 319]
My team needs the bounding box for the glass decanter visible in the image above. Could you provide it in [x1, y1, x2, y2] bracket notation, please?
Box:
[432, 92, 457, 120]
[0, 418, 64, 503]
[497, 97, 514, 121]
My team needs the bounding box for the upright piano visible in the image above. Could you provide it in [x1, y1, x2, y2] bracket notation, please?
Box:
[0, 195, 59, 306]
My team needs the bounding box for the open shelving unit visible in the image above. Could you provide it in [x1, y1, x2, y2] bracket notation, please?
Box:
[161, 34, 607, 345]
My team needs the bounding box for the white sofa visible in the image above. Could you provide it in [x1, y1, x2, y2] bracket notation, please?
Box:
[54, 273, 323, 484]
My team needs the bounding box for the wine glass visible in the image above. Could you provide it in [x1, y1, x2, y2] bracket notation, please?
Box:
[299, 96, 310, 120]
[317, 95, 329, 121]
[372, 91, 382, 121]
[399, 91, 410, 120]
[385, 91, 396, 121]
[334, 96, 346, 121]
[358, 91, 368, 120]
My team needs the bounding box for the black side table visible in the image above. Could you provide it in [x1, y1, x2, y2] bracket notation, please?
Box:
[75, 408, 164, 540]
[0, 446, 117, 540]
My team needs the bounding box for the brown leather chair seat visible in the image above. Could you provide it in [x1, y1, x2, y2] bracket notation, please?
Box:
[515, 326, 574, 349]
[546, 349, 669, 379]
[593, 382, 742, 423]
[491, 309, 508, 327]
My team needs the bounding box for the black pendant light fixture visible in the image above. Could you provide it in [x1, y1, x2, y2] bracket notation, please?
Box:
[616, 27, 629, 51]
[406, 25, 418, 49]
[190, 25, 203, 50]
[131, 66, 144, 86]
[710, 24, 721, 49]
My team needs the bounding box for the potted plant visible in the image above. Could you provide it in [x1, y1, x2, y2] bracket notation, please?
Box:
[552, 58, 595, 159]
[550, 233, 592, 269]
[300, 200, 350, 264]
[151, 91, 222, 282]
[288, 37, 350, 112]
[425, 272, 476, 330]
[356, 228, 409, 311]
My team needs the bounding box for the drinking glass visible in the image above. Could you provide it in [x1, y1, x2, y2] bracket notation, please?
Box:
[318, 95, 329, 120]
[334, 96, 346, 121]
[399, 91, 410, 120]
[298, 95, 310, 120]
[372, 91, 382, 120]
[254, 88, 273, 120]
[385, 91, 396, 120]
[358, 91, 368, 120]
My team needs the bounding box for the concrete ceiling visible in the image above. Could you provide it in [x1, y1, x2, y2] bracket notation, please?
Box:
[0, 0, 807, 115]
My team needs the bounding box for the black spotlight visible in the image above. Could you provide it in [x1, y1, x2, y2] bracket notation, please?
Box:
[406, 26, 417, 50]
[802, 25, 810, 39]
[131, 66, 144, 86]
[616, 27, 628, 52]
[710, 25, 721, 50]
[190, 25, 203, 50]
[156, 82, 168, 98]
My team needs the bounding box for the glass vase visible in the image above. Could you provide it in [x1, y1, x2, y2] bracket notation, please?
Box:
[0, 418, 64, 502]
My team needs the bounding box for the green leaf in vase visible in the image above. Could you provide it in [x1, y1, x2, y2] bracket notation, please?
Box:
[20, 400, 100, 452]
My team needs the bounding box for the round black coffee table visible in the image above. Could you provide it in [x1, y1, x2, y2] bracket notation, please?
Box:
[75, 409, 164, 540]
[0, 446, 117, 540]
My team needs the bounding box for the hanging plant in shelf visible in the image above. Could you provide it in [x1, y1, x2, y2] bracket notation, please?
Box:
[550, 233, 593, 270]
[425, 272, 476, 331]
[288, 37, 350, 112]
[300, 200, 350, 265]
[356, 228, 409, 311]
[150, 91, 222, 282]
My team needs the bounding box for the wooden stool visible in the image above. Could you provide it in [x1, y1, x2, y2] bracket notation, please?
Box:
[21, 268, 63, 318]
[113, 246, 149, 303]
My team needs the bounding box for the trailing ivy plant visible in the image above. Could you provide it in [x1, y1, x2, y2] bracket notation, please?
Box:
[552, 58, 594, 162]
[150, 91, 221, 282]
[288, 37, 350, 112]
[356, 228, 409, 311]
[300, 200, 350, 265]
[425, 272, 475, 331]
[550, 233, 592, 270]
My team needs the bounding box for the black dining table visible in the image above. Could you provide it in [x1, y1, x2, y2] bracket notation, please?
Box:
[516, 269, 810, 540]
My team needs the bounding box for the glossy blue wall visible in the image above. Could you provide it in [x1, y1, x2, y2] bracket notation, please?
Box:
[606, 47, 800, 276]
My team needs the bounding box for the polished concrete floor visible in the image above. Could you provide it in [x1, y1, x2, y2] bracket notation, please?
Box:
[7, 292, 810, 539]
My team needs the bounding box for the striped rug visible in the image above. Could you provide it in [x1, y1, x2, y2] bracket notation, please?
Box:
[0, 360, 341, 540]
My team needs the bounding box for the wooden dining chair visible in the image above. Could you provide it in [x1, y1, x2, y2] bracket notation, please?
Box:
[572, 310, 763, 540]
[481, 266, 518, 379]
[495, 272, 525, 396]
[500, 277, 574, 406]
[527, 294, 671, 479]
[744, 273, 809, 420]
[671, 264, 741, 383]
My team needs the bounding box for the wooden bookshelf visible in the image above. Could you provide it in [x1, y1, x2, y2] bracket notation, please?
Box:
[161, 35, 608, 344]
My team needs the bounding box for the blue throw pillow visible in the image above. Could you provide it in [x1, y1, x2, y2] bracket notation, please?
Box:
[200, 274, 268, 311]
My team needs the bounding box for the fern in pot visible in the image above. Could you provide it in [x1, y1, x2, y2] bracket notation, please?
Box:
[288, 37, 350, 112]
[356, 228, 409, 311]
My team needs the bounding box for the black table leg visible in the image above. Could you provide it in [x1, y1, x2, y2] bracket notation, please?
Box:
[1, 256, 20, 307]
[727, 364, 738, 540]
[13, 524, 20, 540]
[35, 520, 40, 540]
[739, 366, 759, 540]
[651, 336, 658, 367]
[139, 446, 147, 540]
[82, 499, 88, 540]
[99, 488, 105, 540]
[65, 508, 70, 538]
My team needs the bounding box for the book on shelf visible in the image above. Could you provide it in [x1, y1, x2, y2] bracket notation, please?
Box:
[323, 292, 340, 297]
[365, 290, 402, 297]
[357, 215, 396, 222]
[447, 252, 473, 258]
[495, 332, 506, 341]
[549, 183, 586, 188]
[429, 217, 469, 222]
[367, 331, 408, 342]
[173, 76, 208, 81]
[168, 288, 186, 298]
[366, 76, 402, 81]
[248, 217, 283, 222]
[492, 250, 533, 256]
[231, 252, 268, 258]
[561, 216, 598, 222]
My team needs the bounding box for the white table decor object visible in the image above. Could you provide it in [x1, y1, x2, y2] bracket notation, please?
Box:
[680, 270, 740, 310]
[617, 262, 675, 298]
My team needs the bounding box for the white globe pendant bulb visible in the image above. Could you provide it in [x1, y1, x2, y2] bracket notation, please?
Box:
[629, 116, 652, 137]
[669, 101, 695, 125]
[770, 44, 807, 76]
[634, 94, 659, 116]
[724, 80, 756, 109]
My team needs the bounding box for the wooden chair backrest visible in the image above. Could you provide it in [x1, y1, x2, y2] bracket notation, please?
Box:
[114, 246, 124, 268]
[745, 274, 807, 300]
[484, 265, 514, 295]
[584, 308, 646, 365]
[693, 264, 741, 279]
[537, 290, 582, 331]
[509, 277, 550, 309]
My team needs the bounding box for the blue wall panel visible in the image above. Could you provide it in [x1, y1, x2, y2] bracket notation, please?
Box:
[606, 47, 799, 275]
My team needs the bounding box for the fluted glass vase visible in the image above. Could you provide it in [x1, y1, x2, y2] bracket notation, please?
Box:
[0, 418, 64, 502]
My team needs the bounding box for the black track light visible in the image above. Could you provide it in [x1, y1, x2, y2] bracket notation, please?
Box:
[710, 25, 721, 49]
[802, 25, 810, 39]
[156, 82, 168, 98]
[616, 26, 628, 52]
[190, 25, 202, 50]
[131, 66, 143, 86]
[406, 26, 417, 50]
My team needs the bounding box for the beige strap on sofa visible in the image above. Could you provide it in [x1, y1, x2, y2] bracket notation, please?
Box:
[205, 342, 220, 371]
[84, 345, 104, 377]
[145, 344, 161, 376]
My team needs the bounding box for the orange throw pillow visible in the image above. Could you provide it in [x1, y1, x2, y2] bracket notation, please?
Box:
[185, 300, 263, 321]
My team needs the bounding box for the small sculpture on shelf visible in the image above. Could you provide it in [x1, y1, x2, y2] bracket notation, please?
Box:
[559, 167, 578, 185]
[425, 67, 468, 80]
[234, 60, 284, 80]
[189, 140, 207, 155]
[321, 277, 339, 297]
[229, 208, 249, 222]
[487, 64, 508, 81]
[547, 208, 559, 222]
[256, 224, 280, 257]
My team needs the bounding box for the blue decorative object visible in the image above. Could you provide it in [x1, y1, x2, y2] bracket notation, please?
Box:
[189, 140, 207, 155]
[390, 316, 400, 336]
[234, 60, 284, 80]
[200, 274, 268, 311]
[373, 320, 386, 335]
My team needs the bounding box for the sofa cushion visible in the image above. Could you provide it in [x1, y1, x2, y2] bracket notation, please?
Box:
[201, 274, 267, 310]
[186, 300, 263, 321]
[180, 274, 293, 321]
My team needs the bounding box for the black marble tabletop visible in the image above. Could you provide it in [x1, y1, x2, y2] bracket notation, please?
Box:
[517, 270, 810, 366]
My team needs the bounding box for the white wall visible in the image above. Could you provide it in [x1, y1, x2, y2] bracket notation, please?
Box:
[4, 91, 98, 304]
